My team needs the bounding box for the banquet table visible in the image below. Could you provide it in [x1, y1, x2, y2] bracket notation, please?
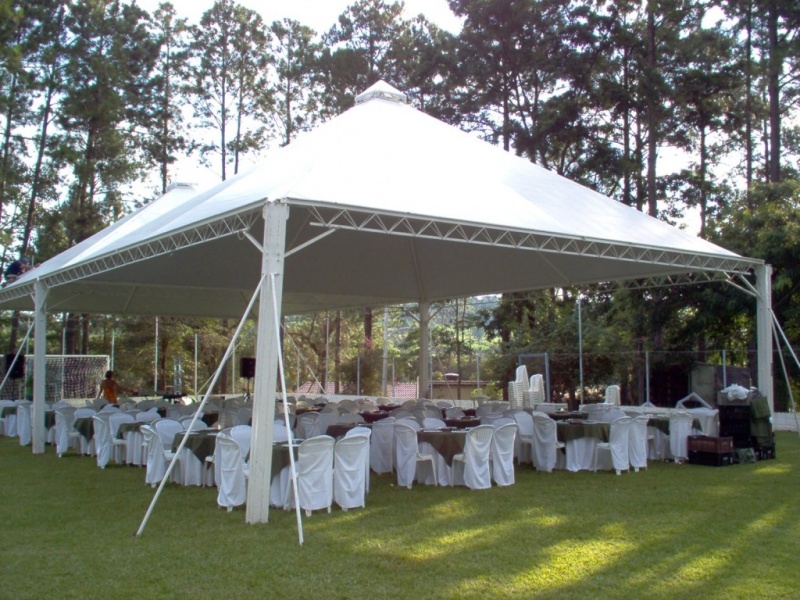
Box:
[44, 410, 56, 430]
[326, 422, 372, 439]
[73, 416, 95, 442]
[172, 429, 218, 462]
[417, 429, 467, 466]
[358, 411, 391, 423]
[444, 417, 481, 429]
[556, 421, 610, 472]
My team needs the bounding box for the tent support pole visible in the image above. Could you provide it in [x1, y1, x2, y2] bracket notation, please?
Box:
[32, 280, 48, 454]
[755, 264, 774, 413]
[246, 202, 289, 524]
[419, 301, 430, 398]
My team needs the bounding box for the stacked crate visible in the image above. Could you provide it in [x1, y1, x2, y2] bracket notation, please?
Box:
[687, 435, 735, 466]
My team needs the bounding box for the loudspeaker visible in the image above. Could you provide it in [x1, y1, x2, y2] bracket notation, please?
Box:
[5, 354, 25, 379]
[240, 357, 256, 379]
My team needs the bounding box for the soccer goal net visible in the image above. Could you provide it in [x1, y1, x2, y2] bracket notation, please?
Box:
[0, 354, 109, 401]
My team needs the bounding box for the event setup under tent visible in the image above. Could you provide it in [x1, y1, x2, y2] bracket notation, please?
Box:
[0, 81, 774, 526]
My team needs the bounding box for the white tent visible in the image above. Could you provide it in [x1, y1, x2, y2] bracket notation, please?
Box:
[0, 81, 772, 524]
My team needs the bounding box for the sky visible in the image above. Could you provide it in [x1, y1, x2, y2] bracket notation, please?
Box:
[135, 0, 463, 34]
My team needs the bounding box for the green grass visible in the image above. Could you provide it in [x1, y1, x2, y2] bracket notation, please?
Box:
[1, 433, 799, 599]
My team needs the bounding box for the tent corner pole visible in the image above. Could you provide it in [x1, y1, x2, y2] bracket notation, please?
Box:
[32, 280, 49, 454]
[418, 301, 430, 399]
[755, 264, 774, 413]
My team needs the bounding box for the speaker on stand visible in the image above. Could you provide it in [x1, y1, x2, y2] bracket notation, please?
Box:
[240, 357, 255, 400]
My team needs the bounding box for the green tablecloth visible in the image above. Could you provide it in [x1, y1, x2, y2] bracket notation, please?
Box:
[556, 421, 610, 443]
[116, 421, 144, 440]
[326, 423, 372, 439]
[73, 417, 94, 441]
[172, 430, 218, 462]
[44, 411, 56, 430]
[271, 442, 297, 478]
[417, 430, 467, 466]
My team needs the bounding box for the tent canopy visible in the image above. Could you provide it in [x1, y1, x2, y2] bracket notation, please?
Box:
[0, 81, 760, 318]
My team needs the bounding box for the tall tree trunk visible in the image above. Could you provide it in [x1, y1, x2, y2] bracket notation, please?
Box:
[646, 1, 658, 217]
[745, 0, 754, 202]
[766, 0, 781, 183]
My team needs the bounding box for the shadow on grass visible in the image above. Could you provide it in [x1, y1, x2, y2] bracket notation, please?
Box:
[1, 433, 798, 599]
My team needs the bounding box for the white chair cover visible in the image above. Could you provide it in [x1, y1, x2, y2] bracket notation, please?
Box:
[215, 434, 248, 509]
[452, 424, 493, 489]
[55, 406, 77, 457]
[395, 417, 420, 431]
[669, 411, 694, 462]
[490, 422, 518, 486]
[593, 416, 631, 474]
[0, 400, 16, 437]
[344, 425, 371, 491]
[16, 401, 32, 446]
[422, 417, 446, 429]
[531, 413, 562, 473]
[284, 436, 335, 515]
[142, 425, 175, 486]
[628, 415, 649, 472]
[92, 414, 114, 468]
[512, 410, 535, 464]
[273, 420, 290, 443]
[334, 436, 369, 510]
[108, 412, 135, 464]
[317, 410, 340, 435]
[230, 425, 252, 459]
[393, 423, 435, 489]
[369, 417, 395, 474]
[296, 412, 321, 439]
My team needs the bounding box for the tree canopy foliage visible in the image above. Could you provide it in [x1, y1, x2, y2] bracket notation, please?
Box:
[1, 0, 798, 404]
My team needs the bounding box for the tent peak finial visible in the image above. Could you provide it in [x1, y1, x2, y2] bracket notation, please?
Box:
[355, 80, 408, 105]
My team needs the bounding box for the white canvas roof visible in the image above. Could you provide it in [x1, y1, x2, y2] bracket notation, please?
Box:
[0, 81, 759, 317]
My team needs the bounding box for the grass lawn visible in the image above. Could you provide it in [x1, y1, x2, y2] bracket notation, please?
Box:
[1, 432, 799, 599]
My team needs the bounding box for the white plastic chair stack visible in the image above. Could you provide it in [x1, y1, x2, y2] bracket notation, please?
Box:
[604, 385, 621, 405]
[334, 436, 369, 511]
[527, 374, 545, 406]
[530, 413, 563, 473]
[490, 422, 518, 486]
[452, 424, 494, 489]
[393, 423, 436, 489]
[369, 417, 395, 474]
[16, 401, 32, 446]
[216, 433, 249, 511]
[669, 411, 694, 463]
[593, 416, 631, 475]
[284, 436, 335, 516]
[628, 415, 649, 472]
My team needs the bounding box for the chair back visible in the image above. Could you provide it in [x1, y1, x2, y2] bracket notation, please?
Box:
[136, 409, 159, 422]
[273, 420, 290, 443]
[369, 417, 395, 475]
[296, 412, 321, 439]
[230, 424, 252, 459]
[293, 436, 335, 513]
[530, 413, 559, 472]
[16, 401, 32, 446]
[461, 425, 494, 489]
[491, 422, 518, 486]
[393, 423, 419, 488]
[154, 419, 183, 448]
[54, 407, 77, 456]
[334, 436, 369, 510]
[628, 415, 649, 470]
[422, 417, 446, 429]
[92, 414, 114, 468]
[216, 433, 248, 509]
[669, 411, 694, 461]
[607, 416, 632, 471]
[605, 385, 621, 405]
[345, 426, 372, 439]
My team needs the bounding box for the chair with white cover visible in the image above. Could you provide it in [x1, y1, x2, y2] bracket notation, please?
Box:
[669, 411, 694, 463]
[284, 435, 335, 516]
[216, 433, 249, 511]
[393, 423, 436, 489]
[687, 407, 719, 437]
[628, 415, 649, 472]
[141, 424, 176, 487]
[339, 413, 365, 425]
[108, 412, 135, 464]
[592, 416, 631, 474]
[0, 399, 17, 437]
[235, 407, 252, 426]
[395, 416, 421, 431]
[71, 407, 97, 455]
[273, 420, 291, 443]
[452, 425, 494, 489]
[604, 385, 621, 405]
[422, 417, 446, 429]
[92, 413, 115, 468]
[126, 410, 158, 465]
[344, 425, 372, 491]
[296, 412, 321, 439]
[512, 410, 535, 464]
[317, 410, 340, 435]
[490, 422, 518, 486]
[334, 436, 369, 511]
[229, 425, 252, 460]
[369, 417, 395, 474]
[16, 401, 32, 446]
[445, 408, 465, 418]
[530, 412, 564, 472]
[55, 406, 77, 457]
